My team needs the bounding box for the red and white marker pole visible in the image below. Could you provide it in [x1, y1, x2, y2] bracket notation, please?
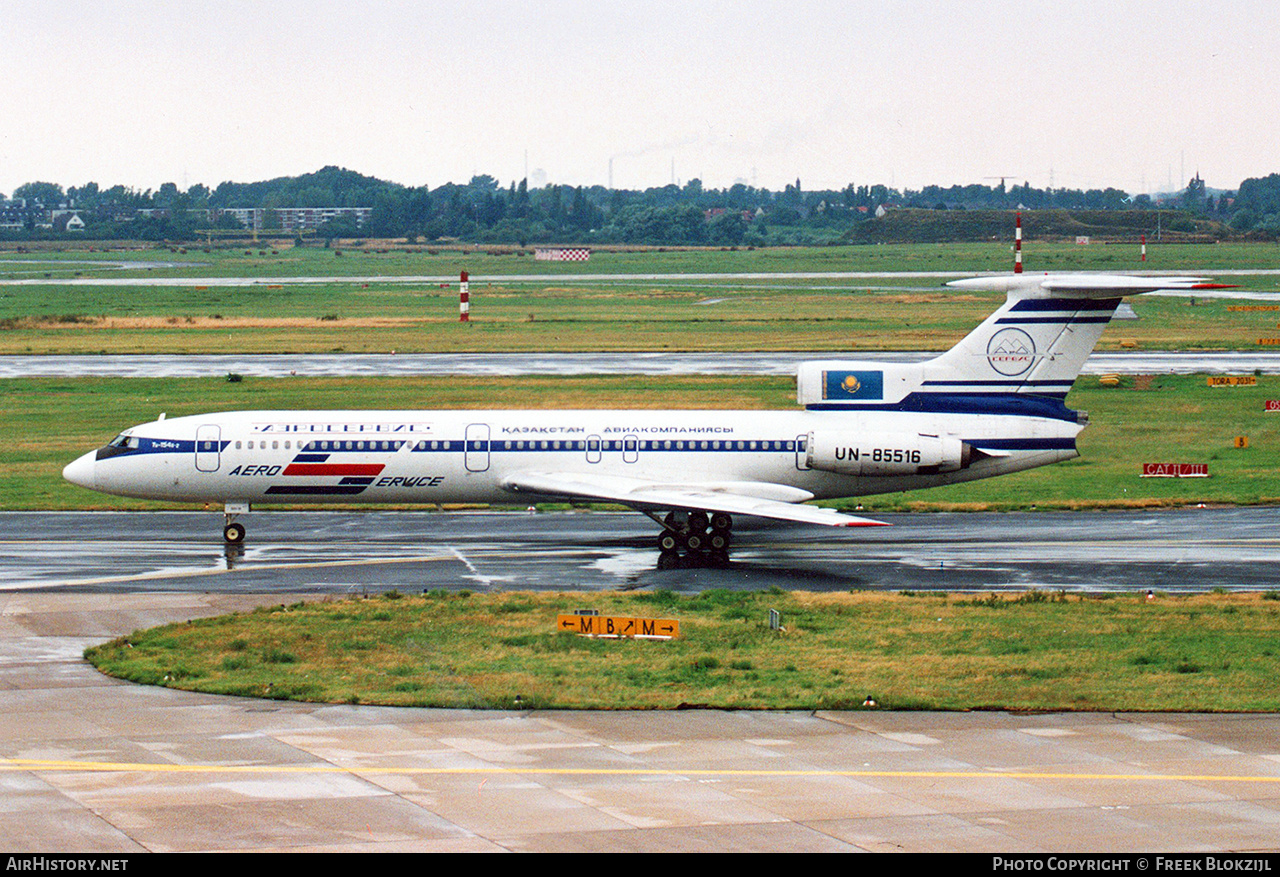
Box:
[459, 271, 470, 322]
[1014, 212, 1023, 274]
[1141, 234, 1147, 262]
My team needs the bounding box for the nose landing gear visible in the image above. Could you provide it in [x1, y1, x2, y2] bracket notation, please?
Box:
[222, 502, 250, 544]
[650, 510, 732, 568]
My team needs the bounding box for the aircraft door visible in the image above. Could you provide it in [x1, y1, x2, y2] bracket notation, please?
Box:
[195, 425, 221, 473]
[795, 434, 810, 470]
[586, 435, 602, 463]
[623, 434, 639, 464]
[464, 423, 491, 472]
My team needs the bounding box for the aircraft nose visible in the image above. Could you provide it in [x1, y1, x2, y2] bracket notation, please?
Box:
[62, 452, 96, 490]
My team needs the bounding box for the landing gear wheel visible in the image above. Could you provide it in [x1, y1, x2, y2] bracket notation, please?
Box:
[223, 522, 246, 544]
[657, 530, 682, 552]
[648, 509, 734, 570]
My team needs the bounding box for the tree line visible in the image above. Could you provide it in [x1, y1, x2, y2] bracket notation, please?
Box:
[5, 165, 1280, 245]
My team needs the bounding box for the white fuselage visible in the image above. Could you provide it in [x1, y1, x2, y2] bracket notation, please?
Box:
[63, 406, 1081, 507]
[63, 272, 1221, 537]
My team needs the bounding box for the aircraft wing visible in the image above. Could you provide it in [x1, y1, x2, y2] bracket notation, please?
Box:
[501, 470, 888, 528]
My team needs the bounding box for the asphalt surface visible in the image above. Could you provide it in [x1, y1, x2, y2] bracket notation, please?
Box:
[4, 266, 1280, 287]
[6, 350, 1280, 378]
[5, 507, 1280, 852]
[3, 507, 1276, 595]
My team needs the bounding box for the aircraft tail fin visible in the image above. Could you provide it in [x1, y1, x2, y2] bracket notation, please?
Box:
[934, 275, 1223, 397]
[797, 274, 1225, 411]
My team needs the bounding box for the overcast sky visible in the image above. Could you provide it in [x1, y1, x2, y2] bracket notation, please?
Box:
[2, 0, 1275, 197]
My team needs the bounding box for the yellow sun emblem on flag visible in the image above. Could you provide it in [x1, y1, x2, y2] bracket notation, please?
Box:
[841, 375, 861, 394]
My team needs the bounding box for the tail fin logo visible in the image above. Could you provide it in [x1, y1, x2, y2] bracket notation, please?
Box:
[986, 328, 1036, 376]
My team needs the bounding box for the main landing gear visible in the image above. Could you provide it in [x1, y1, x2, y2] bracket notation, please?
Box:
[649, 510, 733, 569]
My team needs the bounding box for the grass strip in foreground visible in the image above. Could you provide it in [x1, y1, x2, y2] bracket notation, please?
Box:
[85, 589, 1280, 712]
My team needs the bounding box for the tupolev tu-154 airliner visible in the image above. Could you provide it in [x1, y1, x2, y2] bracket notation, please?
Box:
[63, 272, 1224, 564]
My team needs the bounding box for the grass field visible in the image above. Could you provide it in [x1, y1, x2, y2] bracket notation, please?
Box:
[3, 285, 1278, 355]
[6, 239, 1280, 278]
[3, 240, 1277, 511]
[8, 373, 1277, 512]
[83, 589, 1280, 711]
[17, 240, 1277, 714]
[2, 241, 1279, 354]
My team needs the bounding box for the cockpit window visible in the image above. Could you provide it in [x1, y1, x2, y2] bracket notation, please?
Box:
[96, 433, 141, 461]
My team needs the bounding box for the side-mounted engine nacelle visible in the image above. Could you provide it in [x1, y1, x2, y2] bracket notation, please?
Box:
[806, 430, 973, 476]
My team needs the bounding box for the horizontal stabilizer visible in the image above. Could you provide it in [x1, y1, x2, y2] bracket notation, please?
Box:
[948, 274, 1231, 298]
[502, 470, 888, 528]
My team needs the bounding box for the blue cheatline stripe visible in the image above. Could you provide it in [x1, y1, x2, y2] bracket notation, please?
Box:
[265, 485, 368, 495]
[139, 438, 196, 453]
[301, 441, 405, 453]
[412, 441, 464, 452]
[1010, 297, 1121, 311]
[806, 393, 1080, 421]
[994, 316, 1114, 324]
[922, 380, 1073, 388]
[967, 437, 1076, 451]
[292, 453, 330, 462]
[98, 438, 200, 460]
[410, 440, 802, 453]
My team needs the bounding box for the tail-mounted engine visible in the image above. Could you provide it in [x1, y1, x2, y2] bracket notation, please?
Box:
[806, 430, 973, 476]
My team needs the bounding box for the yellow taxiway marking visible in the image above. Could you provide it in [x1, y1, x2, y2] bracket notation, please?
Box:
[3, 758, 1280, 785]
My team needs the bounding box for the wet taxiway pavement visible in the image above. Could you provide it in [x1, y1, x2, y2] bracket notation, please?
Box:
[6, 507, 1280, 852]
[3, 506, 1277, 595]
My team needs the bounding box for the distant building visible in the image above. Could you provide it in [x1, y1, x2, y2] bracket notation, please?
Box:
[210, 207, 372, 232]
[215, 208, 259, 229]
[52, 211, 86, 232]
[272, 207, 372, 232]
[0, 204, 34, 230]
[136, 208, 212, 221]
